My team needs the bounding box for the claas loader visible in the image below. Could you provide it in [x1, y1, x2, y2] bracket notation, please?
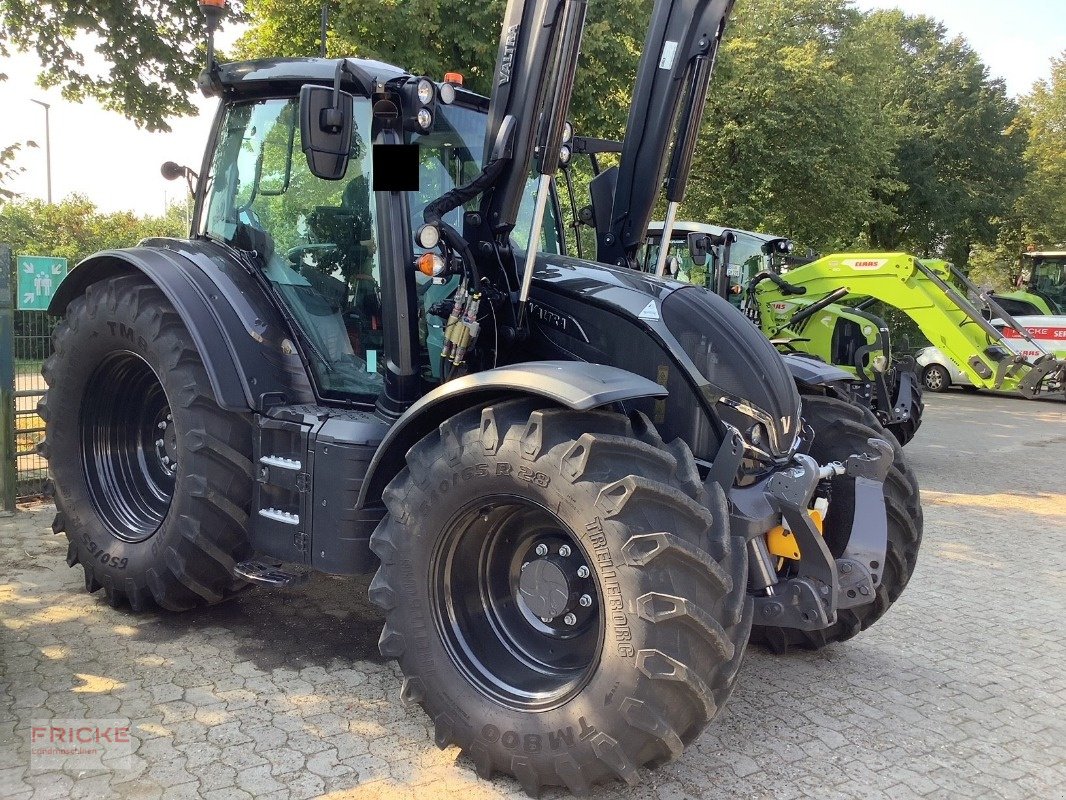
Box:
[40, 0, 922, 792]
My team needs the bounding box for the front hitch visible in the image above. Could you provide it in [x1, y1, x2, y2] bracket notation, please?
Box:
[727, 437, 894, 630]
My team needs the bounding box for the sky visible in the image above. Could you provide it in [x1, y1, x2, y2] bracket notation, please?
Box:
[0, 0, 1063, 218]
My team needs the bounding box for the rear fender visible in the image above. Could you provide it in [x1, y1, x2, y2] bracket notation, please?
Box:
[357, 361, 668, 507]
[49, 241, 314, 412]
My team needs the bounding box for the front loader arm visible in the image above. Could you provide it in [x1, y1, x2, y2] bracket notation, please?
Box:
[753, 253, 1065, 395]
[597, 0, 735, 268]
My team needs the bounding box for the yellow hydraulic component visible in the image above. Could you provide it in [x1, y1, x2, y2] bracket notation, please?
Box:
[766, 509, 824, 562]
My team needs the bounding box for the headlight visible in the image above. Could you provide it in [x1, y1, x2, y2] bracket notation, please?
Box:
[416, 107, 433, 131]
[416, 224, 440, 249]
[416, 78, 434, 106]
[749, 423, 767, 448]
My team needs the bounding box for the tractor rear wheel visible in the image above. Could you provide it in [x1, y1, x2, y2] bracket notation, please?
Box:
[751, 394, 922, 652]
[369, 399, 751, 794]
[41, 274, 253, 611]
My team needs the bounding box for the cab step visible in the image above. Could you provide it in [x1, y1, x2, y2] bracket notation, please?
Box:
[233, 559, 311, 588]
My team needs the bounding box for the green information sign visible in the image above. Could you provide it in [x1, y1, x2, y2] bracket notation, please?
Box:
[16, 255, 68, 311]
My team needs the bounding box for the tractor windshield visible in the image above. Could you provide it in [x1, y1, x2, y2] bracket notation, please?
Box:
[643, 230, 767, 306]
[202, 95, 559, 401]
[1028, 256, 1066, 313]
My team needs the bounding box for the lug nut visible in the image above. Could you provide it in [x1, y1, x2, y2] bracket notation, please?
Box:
[540, 616, 553, 624]
[579, 594, 592, 607]
[535, 544, 548, 557]
[558, 545, 571, 557]
[563, 613, 577, 626]
[158, 421, 167, 430]
[577, 565, 590, 578]
[155, 439, 164, 448]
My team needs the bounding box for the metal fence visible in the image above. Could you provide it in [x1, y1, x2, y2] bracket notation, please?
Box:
[14, 310, 53, 500]
[0, 245, 55, 507]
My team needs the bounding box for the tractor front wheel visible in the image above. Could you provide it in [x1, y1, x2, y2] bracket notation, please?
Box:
[369, 399, 751, 794]
[751, 394, 922, 652]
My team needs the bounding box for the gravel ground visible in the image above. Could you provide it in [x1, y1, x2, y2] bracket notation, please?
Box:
[1, 389, 1064, 799]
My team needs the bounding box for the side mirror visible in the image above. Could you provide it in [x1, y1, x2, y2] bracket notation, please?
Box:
[299, 84, 354, 180]
[161, 161, 186, 181]
[161, 161, 198, 194]
[687, 232, 710, 266]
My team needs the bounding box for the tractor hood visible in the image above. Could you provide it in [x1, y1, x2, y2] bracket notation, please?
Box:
[527, 254, 802, 467]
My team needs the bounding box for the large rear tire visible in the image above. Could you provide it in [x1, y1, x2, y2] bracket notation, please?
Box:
[369, 399, 751, 794]
[41, 274, 253, 611]
[751, 394, 922, 652]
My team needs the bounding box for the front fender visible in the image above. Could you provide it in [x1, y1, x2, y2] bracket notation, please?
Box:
[781, 353, 854, 388]
[357, 361, 667, 507]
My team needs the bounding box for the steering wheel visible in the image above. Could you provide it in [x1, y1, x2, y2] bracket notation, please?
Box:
[286, 243, 338, 266]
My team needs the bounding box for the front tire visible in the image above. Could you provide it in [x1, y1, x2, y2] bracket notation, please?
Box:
[41, 275, 253, 611]
[752, 394, 922, 652]
[369, 400, 751, 794]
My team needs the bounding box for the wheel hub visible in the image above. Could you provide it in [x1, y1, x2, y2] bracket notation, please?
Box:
[519, 559, 570, 619]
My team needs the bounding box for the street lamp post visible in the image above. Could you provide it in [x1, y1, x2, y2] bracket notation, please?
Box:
[29, 99, 52, 204]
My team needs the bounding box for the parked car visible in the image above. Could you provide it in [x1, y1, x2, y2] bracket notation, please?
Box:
[916, 346, 972, 392]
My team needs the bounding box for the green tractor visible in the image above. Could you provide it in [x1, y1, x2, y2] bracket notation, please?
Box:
[990, 251, 1066, 316]
[40, 0, 922, 792]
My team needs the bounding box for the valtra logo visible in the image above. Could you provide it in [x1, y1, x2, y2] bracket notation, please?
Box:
[498, 24, 520, 85]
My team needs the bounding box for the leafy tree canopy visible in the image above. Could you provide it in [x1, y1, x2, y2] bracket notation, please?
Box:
[0, 195, 188, 264]
[0, 0, 242, 131]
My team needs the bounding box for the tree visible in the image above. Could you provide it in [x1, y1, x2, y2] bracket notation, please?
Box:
[1015, 51, 1066, 248]
[0, 195, 188, 265]
[684, 0, 899, 251]
[861, 11, 1026, 267]
[0, 1, 239, 131]
[236, 0, 644, 138]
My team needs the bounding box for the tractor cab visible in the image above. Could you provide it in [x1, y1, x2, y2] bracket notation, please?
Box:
[191, 59, 563, 404]
[1020, 251, 1066, 315]
[642, 221, 783, 305]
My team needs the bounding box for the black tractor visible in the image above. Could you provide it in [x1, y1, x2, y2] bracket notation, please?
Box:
[41, 0, 921, 793]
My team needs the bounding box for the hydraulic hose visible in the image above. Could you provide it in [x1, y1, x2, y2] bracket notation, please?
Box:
[747, 270, 807, 297]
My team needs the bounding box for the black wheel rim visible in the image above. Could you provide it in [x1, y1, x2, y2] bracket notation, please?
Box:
[81, 351, 176, 542]
[431, 497, 603, 711]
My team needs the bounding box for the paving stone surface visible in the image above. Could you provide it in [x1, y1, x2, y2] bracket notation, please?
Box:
[1, 390, 1064, 799]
